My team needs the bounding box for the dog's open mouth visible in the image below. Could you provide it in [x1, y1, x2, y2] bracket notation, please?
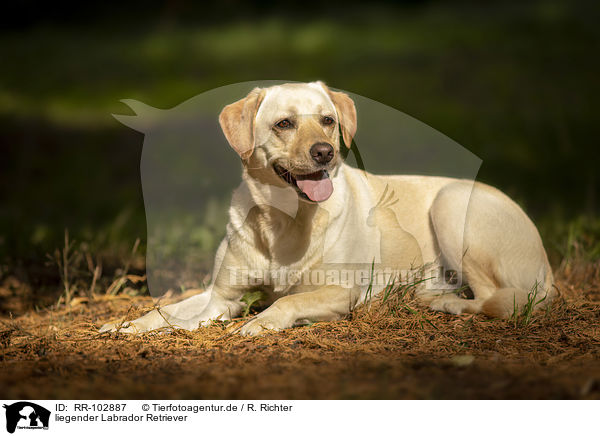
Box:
[273, 164, 333, 202]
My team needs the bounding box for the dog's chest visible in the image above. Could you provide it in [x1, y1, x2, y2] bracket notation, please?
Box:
[252, 206, 330, 292]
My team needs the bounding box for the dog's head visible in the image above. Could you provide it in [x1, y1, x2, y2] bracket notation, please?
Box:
[219, 81, 357, 203]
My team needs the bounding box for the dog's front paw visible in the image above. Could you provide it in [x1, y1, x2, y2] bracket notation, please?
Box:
[99, 310, 163, 334]
[239, 312, 290, 336]
[99, 320, 142, 334]
[100, 315, 199, 334]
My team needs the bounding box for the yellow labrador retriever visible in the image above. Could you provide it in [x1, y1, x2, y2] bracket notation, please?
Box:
[101, 81, 555, 336]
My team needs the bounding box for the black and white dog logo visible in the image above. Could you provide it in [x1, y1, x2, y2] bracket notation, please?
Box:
[3, 402, 50, 434]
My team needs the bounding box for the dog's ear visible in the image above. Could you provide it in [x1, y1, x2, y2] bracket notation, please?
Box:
[318, 82, 357, 149]
[219, 87, 265, 160]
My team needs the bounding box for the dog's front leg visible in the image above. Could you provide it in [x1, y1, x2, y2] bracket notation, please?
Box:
[99, 291, 214, 333]
[238, 285, 360, 336]
[99, 285, 247, 333]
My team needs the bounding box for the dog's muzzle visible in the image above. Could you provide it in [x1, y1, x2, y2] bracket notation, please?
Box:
[273, 164, 333, 202]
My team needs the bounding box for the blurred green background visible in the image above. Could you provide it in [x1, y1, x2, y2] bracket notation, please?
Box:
[1, 0, 599, 300]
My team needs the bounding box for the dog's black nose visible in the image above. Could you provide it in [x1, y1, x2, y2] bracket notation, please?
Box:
[310, 143, 334, 164]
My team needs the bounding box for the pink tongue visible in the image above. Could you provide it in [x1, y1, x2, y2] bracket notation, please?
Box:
[296, 171, 333, 202]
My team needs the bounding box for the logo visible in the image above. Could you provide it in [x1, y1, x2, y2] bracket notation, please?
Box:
[3, 402, 50, 434]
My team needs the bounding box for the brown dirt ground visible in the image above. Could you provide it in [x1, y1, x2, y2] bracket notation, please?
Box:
[1, 269, 599, 400]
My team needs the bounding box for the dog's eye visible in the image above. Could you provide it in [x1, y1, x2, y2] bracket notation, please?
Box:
[322, 116, 334, 126]
[275, 119, 293, 129]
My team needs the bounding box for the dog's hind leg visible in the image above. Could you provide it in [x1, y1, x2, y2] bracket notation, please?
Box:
[428, 181, 555, 318]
